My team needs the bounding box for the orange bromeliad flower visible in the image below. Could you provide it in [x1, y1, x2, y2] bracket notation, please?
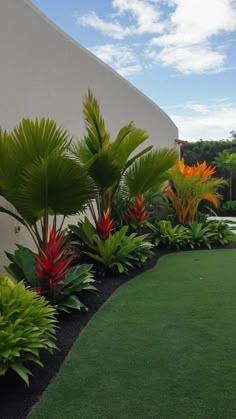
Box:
[126, 195, 148, 224]
[175, 158, 216, 179]
[165, 158, 225, 224]
[96, 208, 115, 240]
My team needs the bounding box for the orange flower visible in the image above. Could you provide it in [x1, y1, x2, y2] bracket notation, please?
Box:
[175, 158, 216, 180]
[165, 158, 224, 224]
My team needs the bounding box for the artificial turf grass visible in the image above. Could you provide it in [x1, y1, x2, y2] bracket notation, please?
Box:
[29, 249, 236, 419]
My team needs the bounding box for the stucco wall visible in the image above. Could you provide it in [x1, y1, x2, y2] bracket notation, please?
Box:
[0, 0, 178, 271]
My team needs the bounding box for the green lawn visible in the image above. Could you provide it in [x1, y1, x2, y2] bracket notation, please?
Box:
[29, 250, 236, 419]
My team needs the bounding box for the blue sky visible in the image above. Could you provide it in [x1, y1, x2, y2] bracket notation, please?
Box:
[31, 0, 236, 140]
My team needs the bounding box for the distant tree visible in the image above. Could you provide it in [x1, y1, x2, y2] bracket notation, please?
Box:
[182, 137, 236, 167]
[214, 151, 236, 201]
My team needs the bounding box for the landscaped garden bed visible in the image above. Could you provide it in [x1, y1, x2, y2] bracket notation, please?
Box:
[1, 90, 235, 418]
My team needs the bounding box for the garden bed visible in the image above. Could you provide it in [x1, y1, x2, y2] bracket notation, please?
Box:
[2, 244, 236, 419]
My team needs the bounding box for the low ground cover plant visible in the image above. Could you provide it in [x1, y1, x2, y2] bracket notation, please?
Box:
[0, 276, 57, 384]
[147, 219, 234, 249]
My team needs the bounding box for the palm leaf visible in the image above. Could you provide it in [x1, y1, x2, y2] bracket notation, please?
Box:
[82, 89, 110, 152]
[124, 148, 178, 197]
[16, 153, 96, 224]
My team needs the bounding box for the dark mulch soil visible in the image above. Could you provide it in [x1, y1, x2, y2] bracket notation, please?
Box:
[1, 245, 236, 419]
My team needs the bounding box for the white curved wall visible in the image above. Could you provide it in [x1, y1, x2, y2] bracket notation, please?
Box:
[0, 0, 178, 271]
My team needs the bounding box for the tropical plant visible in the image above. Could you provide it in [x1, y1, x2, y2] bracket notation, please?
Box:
[122, 148, 178, 198]
[147, 220, 190, 249]
[147, 219, 234, 249]
[70, 90, 177, 221]
[206, 220, 234, 245]
[187, 222, 213, 248]
[125, 195, 148, 225]
[96, 208, 115, 239]
[214, 151, 236, 201]
[166, 158, 226, 224]
[0, 118, 96, 250]
[0, 278, 57, 385]
[69, 219, 153, 273]
[221, 200, 236, 212]
[5, 230, 96, 312]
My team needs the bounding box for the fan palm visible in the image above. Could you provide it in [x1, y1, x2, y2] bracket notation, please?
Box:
[0, 118, 96, 249]
[166, 158, 226, 224]
[71, 90, 177, 221]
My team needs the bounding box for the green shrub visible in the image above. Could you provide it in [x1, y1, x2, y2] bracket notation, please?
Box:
[147, 220, 190, 249]
[0, 278, 57, 385]
[187, 222, 213, 248]
[222, 200, 236, 212]
[69, 219, 153, 273]
[148, 219, 234, 249]
[206, 220, 235, 245]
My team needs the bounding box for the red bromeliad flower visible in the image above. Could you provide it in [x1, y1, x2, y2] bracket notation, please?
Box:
[126, 195, 148, 224]
[96, 208, 115, 240]
[35, 229, 73, 294]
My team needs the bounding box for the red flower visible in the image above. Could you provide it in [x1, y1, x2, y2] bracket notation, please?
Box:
[34, 286, 44, 296]
[96, 208, 115, 240]
[35, 229, 74, 294]
[126, 195, 148, 224]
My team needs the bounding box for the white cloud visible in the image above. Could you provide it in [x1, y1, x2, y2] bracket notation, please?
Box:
[152, 0, 236, 47]
[147, 44, 225, 73]
[148, 0, 236, 73]
[165, 100, 236, 140]
[74, 0, 236, 74]
[112, 0, 164, 34]
[89, 44, 142, 76]
[74, 0, 164, 40]
[74, 11, 131, 40]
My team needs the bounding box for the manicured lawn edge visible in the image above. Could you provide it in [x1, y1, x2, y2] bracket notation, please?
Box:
[28, 249, 236, 419]
[1, 244, 236, 419]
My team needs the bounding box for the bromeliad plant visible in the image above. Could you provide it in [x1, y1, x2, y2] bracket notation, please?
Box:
[0, 277, 57, 385]
[96, 208, 115, 240]
[165, 158, 226, 224]
[125, 195, 148, 225]
[6, 229, 96, 312]
[69, 218, 153, 274]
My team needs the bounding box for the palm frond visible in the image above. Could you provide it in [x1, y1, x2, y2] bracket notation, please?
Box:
[82, 89, 110, 152]
[113, 129, 149, 166]
[124, 148, 178, 197]
[16, 153, 97, 224]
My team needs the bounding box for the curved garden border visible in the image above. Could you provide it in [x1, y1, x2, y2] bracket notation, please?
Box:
[1, 244, 236, 419]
